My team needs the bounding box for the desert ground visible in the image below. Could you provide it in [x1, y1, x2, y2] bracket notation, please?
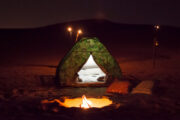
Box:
[0, 20, 180, 120]
[0, 45, 180, 120]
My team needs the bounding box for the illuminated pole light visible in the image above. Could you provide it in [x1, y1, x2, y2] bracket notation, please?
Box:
[155, 40, 159, 47]
[154, 25, 160, 30]
[78, 29, 82, 34]
[153, 25, 160, 47]
[67, 27, 72, 32]
[153, 25, 160, 68]
[75, 29, 82, 42]
[67, 27, 73, 40]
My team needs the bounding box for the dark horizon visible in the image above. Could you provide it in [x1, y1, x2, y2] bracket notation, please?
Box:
[1, 18, 180, 30]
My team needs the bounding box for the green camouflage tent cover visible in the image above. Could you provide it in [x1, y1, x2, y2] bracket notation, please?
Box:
[56, 37, 122, 86]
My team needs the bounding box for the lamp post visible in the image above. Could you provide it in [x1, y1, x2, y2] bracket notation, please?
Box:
[67, 27, 72, 40]
[153, 25, 160, 68]
[75, 29, 82, 42]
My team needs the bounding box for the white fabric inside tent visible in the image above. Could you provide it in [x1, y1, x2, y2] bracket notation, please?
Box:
[77, 55, 106, 83]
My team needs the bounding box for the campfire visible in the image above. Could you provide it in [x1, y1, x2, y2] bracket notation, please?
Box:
[41, 95, 113, 111]
[80, 95, 92, 108]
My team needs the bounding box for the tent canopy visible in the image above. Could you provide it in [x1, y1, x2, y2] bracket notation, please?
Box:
[56, 37, 122, 86]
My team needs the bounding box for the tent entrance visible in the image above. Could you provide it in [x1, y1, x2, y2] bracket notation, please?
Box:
[76, 54, 107, 83]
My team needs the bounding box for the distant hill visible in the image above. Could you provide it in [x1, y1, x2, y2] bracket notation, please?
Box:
[0, 19, 180, 59]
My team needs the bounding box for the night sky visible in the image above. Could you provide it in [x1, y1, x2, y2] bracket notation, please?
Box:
[0, 0, 180, 28]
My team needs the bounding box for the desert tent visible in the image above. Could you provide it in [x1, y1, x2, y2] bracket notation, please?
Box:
[55, 37, 122, 86]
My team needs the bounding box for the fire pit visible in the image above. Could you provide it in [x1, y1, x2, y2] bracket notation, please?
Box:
[41, 95, 114, 110]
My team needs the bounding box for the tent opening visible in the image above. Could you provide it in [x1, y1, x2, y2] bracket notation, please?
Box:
[76, 54, 107, 83]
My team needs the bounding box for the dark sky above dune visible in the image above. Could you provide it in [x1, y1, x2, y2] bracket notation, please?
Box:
[0, 0, 180, 28]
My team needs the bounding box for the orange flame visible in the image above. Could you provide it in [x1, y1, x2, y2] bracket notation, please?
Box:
[80, 95, 92, 109]
[41, 95, 113, 109]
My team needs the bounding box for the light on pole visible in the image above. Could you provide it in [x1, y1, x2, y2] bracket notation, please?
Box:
[67, 27, 73, 39]
[153, 25, 160, 68]
[75, 29, 82, 42]
[67, 27, 72, 32]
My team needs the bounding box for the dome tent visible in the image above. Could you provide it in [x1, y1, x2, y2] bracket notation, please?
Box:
[55, 37, 122, 86]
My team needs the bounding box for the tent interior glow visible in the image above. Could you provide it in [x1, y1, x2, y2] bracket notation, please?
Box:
[77, 54, 106, 83]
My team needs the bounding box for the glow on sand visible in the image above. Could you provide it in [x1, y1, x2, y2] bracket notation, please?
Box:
[61, 95, 112, 108]
[42, 95, 113, 109]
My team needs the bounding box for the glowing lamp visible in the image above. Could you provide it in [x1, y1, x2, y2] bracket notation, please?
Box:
[78, 29, 82, 34]
[154, 25, 160, 30]
[155, 41, 159, 47]
[67, 27, 72, 32]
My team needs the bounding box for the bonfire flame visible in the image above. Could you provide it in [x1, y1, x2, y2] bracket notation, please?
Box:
[80, 95, 92, 109]
[41, 95, 113, 111]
